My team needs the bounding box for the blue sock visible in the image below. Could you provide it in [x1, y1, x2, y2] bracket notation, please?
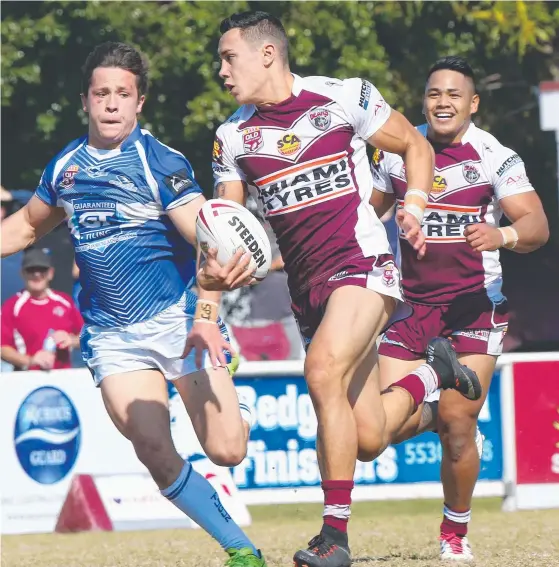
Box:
[161, 460, 257, 553]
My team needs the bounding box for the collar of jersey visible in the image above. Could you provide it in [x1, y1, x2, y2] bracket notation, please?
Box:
[255, 73, 302, 115]
[416, 121, 475, 149]
[85, 123, 143, 156]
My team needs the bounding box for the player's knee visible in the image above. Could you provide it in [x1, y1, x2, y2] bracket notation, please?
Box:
[356, 421, 386, 462]
[204, 433, 247, 467]
[304, 350, 346, 404]
[438, 414, 477, 463]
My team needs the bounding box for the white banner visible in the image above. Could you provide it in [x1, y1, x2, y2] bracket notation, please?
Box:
[0, 369, 248, 534]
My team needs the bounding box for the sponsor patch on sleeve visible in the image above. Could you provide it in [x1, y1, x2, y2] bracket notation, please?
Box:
[496, 154, 522, 177]
[163, 168, 194, 195]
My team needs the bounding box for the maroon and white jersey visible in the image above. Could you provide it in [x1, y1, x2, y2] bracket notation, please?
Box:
[373, 122, 535, 304]
[213, 74, 396, 297]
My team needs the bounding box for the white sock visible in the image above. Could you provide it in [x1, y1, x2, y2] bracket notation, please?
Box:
[410, 364, 440, 399]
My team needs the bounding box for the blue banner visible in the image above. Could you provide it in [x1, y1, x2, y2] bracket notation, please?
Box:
[228, 370, 503, 490]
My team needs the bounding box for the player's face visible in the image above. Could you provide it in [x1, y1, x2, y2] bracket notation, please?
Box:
[23, 267, 53, 294]
[81, 67, 145, 150]
[423, 69, 479, 143]
[218, 29, 269, 105]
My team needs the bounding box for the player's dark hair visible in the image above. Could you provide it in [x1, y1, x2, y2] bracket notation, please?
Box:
[81, 42, 149, 96]
[220, 11, 289, 64]
[427, 56, 476, 92]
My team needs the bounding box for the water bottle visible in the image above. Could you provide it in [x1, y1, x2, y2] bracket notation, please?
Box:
[43, 329, 57, 353]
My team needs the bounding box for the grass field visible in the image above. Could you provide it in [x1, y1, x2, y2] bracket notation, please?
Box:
[2, 498, 559, 567]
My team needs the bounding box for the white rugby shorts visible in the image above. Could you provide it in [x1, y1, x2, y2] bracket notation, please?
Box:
[80, 291, 231, 386]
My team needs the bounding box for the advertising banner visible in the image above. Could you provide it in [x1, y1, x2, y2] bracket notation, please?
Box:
[231, 372, 503, 492]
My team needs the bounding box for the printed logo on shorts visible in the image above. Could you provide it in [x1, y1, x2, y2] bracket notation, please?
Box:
[382, 263, 397, 287]
[308, 107, 331, 131]
[242, 127, 264, 154]
[462, 163, 480, 184]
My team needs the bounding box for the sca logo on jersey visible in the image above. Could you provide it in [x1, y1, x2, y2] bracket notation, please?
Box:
[60, 165, 79, 189]
[277, 133, 301, 156]
[432, 175, 447, 193]
[462, 163, 480, 184]
[243, 127, 264, 154]
[73, 199, 119, 241]
[308, 108, 331, 131]
[14, 386, 81, 484]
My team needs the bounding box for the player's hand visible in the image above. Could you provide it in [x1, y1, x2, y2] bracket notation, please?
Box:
[30, 350, 56, 370]
[464, 223, 503, 252]
[52, 330, 73, 349]
[197, 248, 256, 291]
[182, 320, 236, 369]
[396, 209, 427, 260]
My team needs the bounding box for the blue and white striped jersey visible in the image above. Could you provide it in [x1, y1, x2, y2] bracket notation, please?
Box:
[35, 125, 202, 327]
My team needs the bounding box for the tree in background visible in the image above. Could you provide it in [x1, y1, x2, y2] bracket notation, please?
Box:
[2, 1, 558, 350]
[2, 1, 558, 226]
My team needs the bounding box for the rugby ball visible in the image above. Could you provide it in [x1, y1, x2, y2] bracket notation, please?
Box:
[196, 198, 272, 281]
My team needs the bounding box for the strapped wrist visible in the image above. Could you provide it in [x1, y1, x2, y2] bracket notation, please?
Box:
[194, 299, 219, 323]
[498, 226, 519, 250]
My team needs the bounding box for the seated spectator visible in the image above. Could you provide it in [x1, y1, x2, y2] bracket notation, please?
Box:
[1, 248, 84, 371]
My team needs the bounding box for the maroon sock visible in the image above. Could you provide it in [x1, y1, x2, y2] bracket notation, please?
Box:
[322, 480, 353, 533]
[441, 504, 470, 537]
[391, 373, 427, 412]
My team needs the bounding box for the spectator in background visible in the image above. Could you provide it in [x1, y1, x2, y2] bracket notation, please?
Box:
[220, 198, 304, 361]
[1, 248, 83, 370]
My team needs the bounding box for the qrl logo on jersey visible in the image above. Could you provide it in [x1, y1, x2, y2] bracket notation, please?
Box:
[242, 127, 263, 154]
[277, 133, 301, 156]
[60, 165, 79, 189]
[72, 199, 119, 241]
[308, 108, 331, 131]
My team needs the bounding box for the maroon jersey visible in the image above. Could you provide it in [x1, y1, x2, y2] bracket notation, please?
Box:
[213, 75, 400, 301]
[1, 289, 83, 369]
[373, 123, 535, 304]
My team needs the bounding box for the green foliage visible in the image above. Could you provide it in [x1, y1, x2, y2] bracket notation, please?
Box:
[1, 0, 558, 230]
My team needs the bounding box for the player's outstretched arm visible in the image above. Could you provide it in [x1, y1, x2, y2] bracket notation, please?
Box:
[464, 191, 549, 253]
[1, 196, 66, 258]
